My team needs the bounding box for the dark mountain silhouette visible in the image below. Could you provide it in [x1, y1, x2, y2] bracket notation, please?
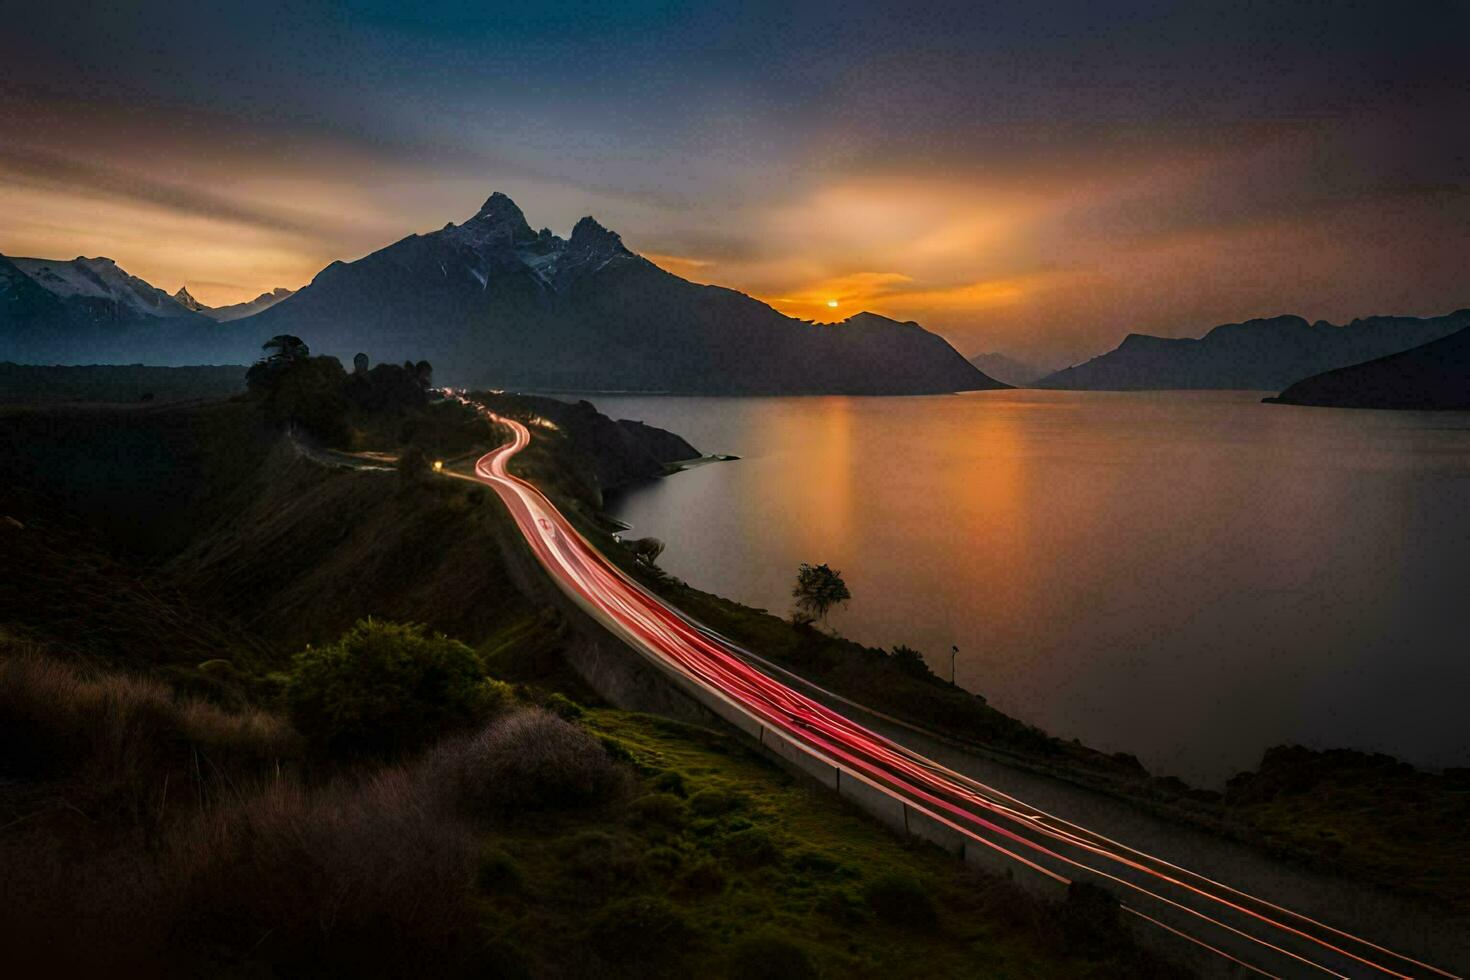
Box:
[1264, 326, 1470, 410]
[238, 193, 1002, 393]
[967, 351, 1056, 387]
[0, 254, 234, 365]
[1038, 310, 1470, 391]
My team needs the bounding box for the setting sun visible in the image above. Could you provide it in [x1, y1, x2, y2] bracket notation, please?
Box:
[826, 299, 839, 308]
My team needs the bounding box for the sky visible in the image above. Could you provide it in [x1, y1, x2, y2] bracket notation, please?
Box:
[2, 1, 1467, 364]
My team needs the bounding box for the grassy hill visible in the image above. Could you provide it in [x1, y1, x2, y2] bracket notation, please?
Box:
[0, 384, 1177, 977]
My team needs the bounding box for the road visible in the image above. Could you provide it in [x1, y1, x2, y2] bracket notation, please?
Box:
[468, 408, 1462, 979]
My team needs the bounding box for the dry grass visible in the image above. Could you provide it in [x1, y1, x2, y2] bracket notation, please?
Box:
[429, 707, 631, 815]
[0, 648, 298, 822]
[168, 766, 479, 975]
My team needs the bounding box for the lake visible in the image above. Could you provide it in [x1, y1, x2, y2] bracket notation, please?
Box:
[592, 390, 1470, 786]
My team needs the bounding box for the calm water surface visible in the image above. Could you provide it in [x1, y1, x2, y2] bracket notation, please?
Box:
[592, 390, 1470, 786]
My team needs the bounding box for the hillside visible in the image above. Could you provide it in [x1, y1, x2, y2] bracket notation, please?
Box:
[1264, 325, 1470, 410]
[0, 363, 246, 404]
[1039, 310, 1470, 391]
[0, 391, 1171, 978]
[239, 193, 1002, 394]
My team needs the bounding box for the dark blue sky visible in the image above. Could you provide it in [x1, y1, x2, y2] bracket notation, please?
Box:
[3, 1, 1466, 359]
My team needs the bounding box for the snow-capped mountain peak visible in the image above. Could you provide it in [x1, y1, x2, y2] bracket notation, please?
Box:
[12, 256, 195, 318]
[174, 286, 206, 311]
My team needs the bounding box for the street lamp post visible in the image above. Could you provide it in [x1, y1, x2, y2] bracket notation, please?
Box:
[951, 645, 958, 685]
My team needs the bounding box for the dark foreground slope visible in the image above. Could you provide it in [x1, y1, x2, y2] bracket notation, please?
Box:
[0, 363, 246, 403]
[0, 396, 1169, 979]
[240, 193, 1001, 394]
[1040, 309, 1470, 390]
[1264, 325, 1470, 410]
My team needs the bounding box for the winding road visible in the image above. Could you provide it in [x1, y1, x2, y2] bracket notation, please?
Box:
[469, 407, 1462, 979]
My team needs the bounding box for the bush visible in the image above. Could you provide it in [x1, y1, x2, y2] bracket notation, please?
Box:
[676, 858, 726, 897]
[590, 896, 691, 962]
[722, 827, 781, 868]
[542, 691, 584, 719]
[630, 792, 687, 830]
[285, 619, 503, 758]
[862, 872, 939, 930]
[688, 787, 745, 817]
[652, 769, 688, 797]
[474, 845, 524, 895]
[433, 708, 629, 814]
[727, 930, 818, 980]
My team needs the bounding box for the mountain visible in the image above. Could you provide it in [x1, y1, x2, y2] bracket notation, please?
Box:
[0, 254, 236, 365]
[1037, 311, 1470, 391]
[1264, 326, 1470, 410]
[175, 286, 295, 322]
[967, 351, 1055, 387]
[239, 192, 1002, 394]
[173, 286, 207, 312]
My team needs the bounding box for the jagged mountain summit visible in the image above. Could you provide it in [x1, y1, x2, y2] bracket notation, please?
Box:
[173, 286, 206, 312]
[1037, 311, 1470, 391]
[240, 192, 1001, 394]
[174, 285, 295, 322]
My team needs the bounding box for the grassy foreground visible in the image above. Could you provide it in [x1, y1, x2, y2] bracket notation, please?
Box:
[0, 383, 1182, 977]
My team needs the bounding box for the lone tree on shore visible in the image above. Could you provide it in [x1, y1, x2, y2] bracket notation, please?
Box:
[792, 562, 850, 629]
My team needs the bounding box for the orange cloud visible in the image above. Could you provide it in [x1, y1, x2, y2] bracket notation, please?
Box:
[643, 252, 715, 281]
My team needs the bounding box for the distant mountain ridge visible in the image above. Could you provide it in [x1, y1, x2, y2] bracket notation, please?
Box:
[240, 192, 1003, 393]
[174, 285, 295, 322]
[1264, 326, 1470, 411]
[0, 254, 233, 365]
[1, 193, 1002, 394]
[967, 351, 1056, 387]
[1038, 311, 1470, 391]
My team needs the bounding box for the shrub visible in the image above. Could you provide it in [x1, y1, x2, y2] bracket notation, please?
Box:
[285, 619, 502, 757]
[722, 827, 781, 868]
[652, 769, 688, 797]
[555, 830, 641, 891]
[688, 787, 745, 817]
[474, 845, 524, 895]
[590, 896, 690, 962]
[398, 445, 430, 486]
[433, 708, 629, 814]
[862, 872, 939, 930]
[676, 858, 727, 897]
[630, 792, 687, 830]
[542, 691, 584, 719]
[727, 930, 818, 980]
[643, 846, 683, 877]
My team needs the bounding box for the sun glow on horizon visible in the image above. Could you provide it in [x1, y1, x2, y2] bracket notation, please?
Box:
[826, 299, 839, 308]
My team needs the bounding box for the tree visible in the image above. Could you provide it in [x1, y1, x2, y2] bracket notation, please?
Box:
[246, 334, 312, 393]
[263, 334, 309, 362]
[398, 445, 430, 486]
[792, 562, 850, 628]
